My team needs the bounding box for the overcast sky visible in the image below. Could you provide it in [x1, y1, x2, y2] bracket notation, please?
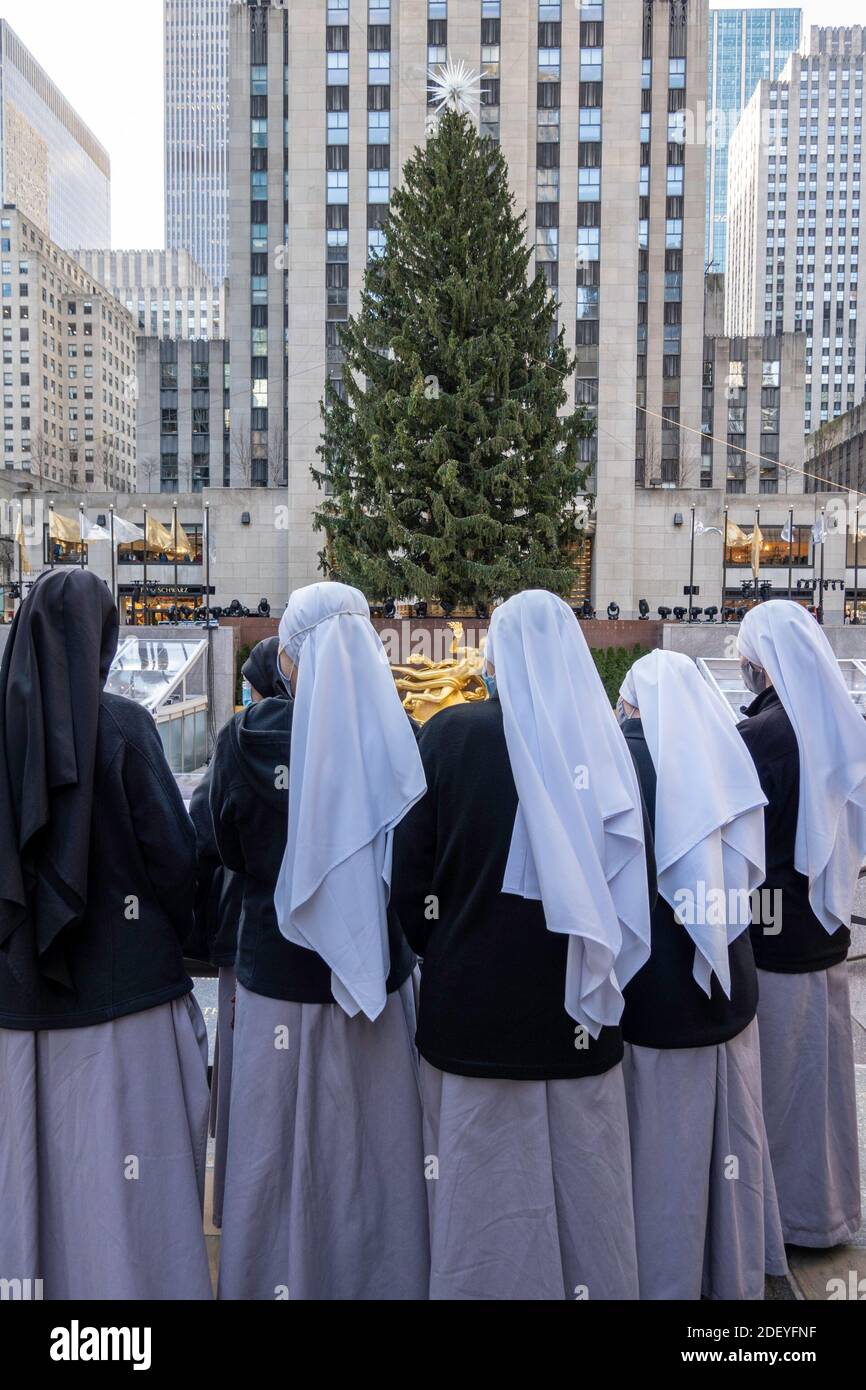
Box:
[0, 0, 863, 253]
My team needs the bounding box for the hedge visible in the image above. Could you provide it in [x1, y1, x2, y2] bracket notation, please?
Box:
[591, 645, 650, 707]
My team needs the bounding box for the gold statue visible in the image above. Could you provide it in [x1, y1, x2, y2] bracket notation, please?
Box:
[392, 622, 487, 723]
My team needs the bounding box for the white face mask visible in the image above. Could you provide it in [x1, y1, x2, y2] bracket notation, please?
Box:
[275, 649, 294, 701]
[740, 659, 766, 697]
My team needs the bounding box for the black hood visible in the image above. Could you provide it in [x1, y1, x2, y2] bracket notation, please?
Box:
[0, 569, 118, 994]
[242, 636, 287, 701]
[230, 695, 293, 804]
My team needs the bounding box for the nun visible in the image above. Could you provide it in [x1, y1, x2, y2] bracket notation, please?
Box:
[391, 589, 653, 1301]
[211, 582, 430, 1300]
[737, 599, 865, 1248]
[188, 636, 286, 1231]
[0, 570, 212, 1300]
[617, 650, 787, 1299]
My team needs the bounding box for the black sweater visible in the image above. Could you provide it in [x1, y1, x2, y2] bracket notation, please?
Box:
[208, 696, 415, 1003]
[391, 698, 631, 1081]
[620, 720, 758, 1050]
[738, 687, 851, 973]
[188, 766, 243, 968]
[0, 694, 195, 1030]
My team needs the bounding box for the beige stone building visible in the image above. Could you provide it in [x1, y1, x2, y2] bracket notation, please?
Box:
[228, 0, 711, 614]
[1, 207, 138, 492]
[71, 249, 228, 342]
[8, 486, 287, 621]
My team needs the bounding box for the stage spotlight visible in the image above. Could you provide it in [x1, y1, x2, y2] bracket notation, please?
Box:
[673, 607, 686, 622]
[607, 602, 620, 620]
[579, 600, 595, 619]
[440, 599, 455, 619]
[414, 600, 428, 619]
[638, 599, 650, 619]
[735, 607, 746, 622]
[475, 602, 489, 619]
[722, 606, 736, 623]
[658, 606, 672, 620]
[689, 607, 704, 623]
[704, 606, 719, 622]
[383, 597, 397, 619]
[258, 598, 271, 617]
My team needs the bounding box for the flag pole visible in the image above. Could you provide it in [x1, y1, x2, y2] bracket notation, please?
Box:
[109, 505, 117, 610]
[48, 500, 56, 571]
[721, 505, 728, 616]
[17, 504, 23, 611]
[173, 500, 179, 622]
[818, 506, 826, 625]
[142, 504, 148, 628]
[854, 501, 861, 625]
[688, 505, 696, 621]
[787, 506, 794, 600]
[79, 503, 85, 570]
[204, 502, 211, 627]
[754, 506, 760, 604]
[844, 510, 850, 624]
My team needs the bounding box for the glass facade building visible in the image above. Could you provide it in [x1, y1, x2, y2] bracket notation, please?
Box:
[0, 21, 110, 251]
[164, 0, 230, 286]
[706, 7, 801, 273]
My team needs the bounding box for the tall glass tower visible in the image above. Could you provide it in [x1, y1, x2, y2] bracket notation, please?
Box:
[706, 6, 802, 273]
[164, 0, 230, 286]
[0, 21, 110, 250]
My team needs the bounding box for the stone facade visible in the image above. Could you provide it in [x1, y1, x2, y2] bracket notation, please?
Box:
[227, 0, 711, 615]
[136, 337, 230, 494]
[1, 208, 138, 492]
[71, 250, 227, 342]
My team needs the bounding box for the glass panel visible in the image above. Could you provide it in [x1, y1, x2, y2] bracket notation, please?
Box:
[182, 714, 196, 772]
[168, 718, 182, 774]
[194, 710, 207, 769]
[105, 637, 207, 712]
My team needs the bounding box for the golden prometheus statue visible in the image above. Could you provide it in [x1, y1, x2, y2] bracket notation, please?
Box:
[392, 622, 487, 723]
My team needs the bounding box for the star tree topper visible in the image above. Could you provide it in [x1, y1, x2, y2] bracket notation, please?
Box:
[427, 56, 481, 117]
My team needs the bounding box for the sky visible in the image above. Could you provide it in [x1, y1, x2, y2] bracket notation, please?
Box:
[0, 0, 863, 254]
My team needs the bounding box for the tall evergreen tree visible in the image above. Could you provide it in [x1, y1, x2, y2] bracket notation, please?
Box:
[313, 109, 593, 608]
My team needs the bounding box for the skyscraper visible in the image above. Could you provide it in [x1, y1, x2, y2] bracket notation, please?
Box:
[726, 26, 865, 432]
[228, 0, 709, 614]
[0, 20, 110, 250]
[706, 6, 802, 275]
[164, 0, 230, 286]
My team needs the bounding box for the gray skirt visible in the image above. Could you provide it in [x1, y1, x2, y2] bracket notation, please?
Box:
[420, 1059, 639, 1301]
[757, 963, 862, 1247]
[623, 1018, 788, 1300]
[0, 992, 212, 1300]
[217, 977, 430, 1300]
[208, 965, 236, 1230]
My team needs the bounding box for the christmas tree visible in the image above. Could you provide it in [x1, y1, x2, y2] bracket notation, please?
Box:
[313, 107, 593, 610]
